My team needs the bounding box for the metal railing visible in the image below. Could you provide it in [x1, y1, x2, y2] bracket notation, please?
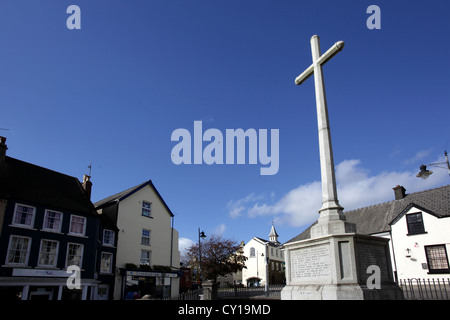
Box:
[165, 284, 284, 300]
[164, 287, 203, 300]
[217, 284, 284, 299]
[399, 278, 450, 300]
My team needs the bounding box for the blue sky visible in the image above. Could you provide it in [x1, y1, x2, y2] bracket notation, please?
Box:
[1, 1, 449, 256]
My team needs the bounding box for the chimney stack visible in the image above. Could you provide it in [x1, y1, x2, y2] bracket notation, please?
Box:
[0, 136, 7, 163]
[393, 185, 406, 200]
[82, 174, 92, 199]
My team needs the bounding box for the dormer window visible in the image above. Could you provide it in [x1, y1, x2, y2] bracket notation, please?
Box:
[406, 212, 426, 235]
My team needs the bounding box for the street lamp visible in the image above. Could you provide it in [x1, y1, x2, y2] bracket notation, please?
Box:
[198, 228, 207, 283]
[416, 151, 450, 180]
[264, 243, 269, 296]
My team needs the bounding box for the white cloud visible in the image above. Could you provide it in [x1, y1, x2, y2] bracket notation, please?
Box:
[227, 156, 449, 229]
[179, 237, 195, 257]
[213, 223, 226, 236]
[402, 149, 433, 165]
[227, 193, 265, 219]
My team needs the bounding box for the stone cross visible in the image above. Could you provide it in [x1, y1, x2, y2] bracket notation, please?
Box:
[295, 35, 354, 236]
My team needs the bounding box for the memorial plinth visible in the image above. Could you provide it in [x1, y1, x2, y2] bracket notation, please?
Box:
[281, 233, 403, 300]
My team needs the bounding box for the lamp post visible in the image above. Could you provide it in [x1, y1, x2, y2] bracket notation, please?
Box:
[198, 228, 207, 283]
[264, 243, 269, 296]
[416, 151, 450, 179]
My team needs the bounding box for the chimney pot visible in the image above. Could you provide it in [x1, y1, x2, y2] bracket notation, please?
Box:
[0, 136, 7, 163]
[82, 174, 92, 199]
[393, 185, 406, 200]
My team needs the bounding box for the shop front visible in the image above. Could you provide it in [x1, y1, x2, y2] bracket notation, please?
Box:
[121, 269, 178, 299]
[0, 268, 100, 300]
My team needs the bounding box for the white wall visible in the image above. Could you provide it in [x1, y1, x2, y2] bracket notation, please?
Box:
[391, 206, 450, 280]
[241, 239, 284, 286]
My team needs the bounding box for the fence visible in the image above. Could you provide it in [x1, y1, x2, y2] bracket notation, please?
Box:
[168, 280, 450, 300]
[217, 284, 284, 299]
[398, 278, 450, 300]
[164, 287, 203, 300]
[165, 284, 284, 300]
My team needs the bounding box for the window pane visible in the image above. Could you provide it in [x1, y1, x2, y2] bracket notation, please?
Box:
[103, 230, 114, 245]
[100, 253, 113, 273]
[406, 213, 425, 234]
[142, 202, 151, 217]
[70, 216, 86, 235]
[67, 243, 83, 267]
[426, 245, 450, 271]
[39, 240, 58, 266]
[13, 205, 34, 226]
[7, 236, 30, 265]
[44, 211, 62, 231]
[141, 229, 150, 245]
[140, 250, 151, 265]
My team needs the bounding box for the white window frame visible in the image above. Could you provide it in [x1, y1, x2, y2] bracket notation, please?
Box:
[69, 215, 87, 236]
[38, 239, 59, 268]
[142, 201, 152, 218]
[42, 209, 63, 233]
[100, 252, 113, 274]
[6, 235, 31, 266]
[103, 229, 115, 246]
[141, 229, 151, 246]
[66, 242, 84, 268]
[11, 203, 36, 229]
[140, 250, 151, 266]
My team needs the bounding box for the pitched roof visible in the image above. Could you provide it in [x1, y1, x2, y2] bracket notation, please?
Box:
[0, 156, 96, 215]
[253, 237, 283, 248]
[285, 184, 450, 244]
[94, 180, 174, 217]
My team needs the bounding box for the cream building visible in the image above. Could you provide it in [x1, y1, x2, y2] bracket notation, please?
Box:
[95, 180, 180, 300]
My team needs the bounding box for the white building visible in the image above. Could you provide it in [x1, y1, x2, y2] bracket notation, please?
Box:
[242, 224, 285, 287]
[285, 185, 450, 283]
[95, 180, 180, 300]
[390, 201, 450, 280]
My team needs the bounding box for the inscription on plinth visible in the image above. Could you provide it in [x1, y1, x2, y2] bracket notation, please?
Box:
[290, 244, 331, 283]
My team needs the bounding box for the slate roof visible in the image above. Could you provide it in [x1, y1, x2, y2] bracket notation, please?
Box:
[94, 180, 174, 217]
[254, 237, 282, 248]
[0, 156, 96, 215]
[285, 184, 450, 244]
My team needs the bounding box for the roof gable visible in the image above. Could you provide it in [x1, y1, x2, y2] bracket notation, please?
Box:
[390, 203, 443, 225]
[94, 180, 174, 217]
